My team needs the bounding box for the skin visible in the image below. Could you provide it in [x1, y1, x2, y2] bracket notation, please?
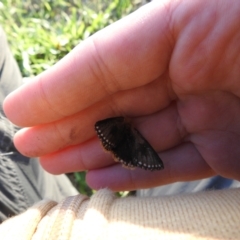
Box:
[3, 0, 240, 191]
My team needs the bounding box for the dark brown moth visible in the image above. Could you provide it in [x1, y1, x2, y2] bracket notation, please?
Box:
[95, 117, 164, 171]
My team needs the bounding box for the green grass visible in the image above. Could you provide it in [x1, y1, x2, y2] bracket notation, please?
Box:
[0, 0, 140, 77]
[0, 0, 142, 196]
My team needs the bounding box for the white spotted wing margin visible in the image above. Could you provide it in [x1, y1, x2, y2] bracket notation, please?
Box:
[95, 117, 164, 171]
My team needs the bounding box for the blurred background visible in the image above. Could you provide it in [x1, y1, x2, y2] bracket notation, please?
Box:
[0, 0, 149, 196]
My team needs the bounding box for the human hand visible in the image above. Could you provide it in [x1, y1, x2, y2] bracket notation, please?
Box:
[3, 0, 240, 191]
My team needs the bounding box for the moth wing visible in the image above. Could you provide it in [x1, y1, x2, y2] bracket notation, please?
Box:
[130, 128, 164, 171]
[95, 117, 164, 171]
[109, 125, 137, 168]
[95, 117, 125, 150]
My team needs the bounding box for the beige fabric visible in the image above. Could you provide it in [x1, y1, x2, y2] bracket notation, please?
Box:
[0, 188, 240, 240]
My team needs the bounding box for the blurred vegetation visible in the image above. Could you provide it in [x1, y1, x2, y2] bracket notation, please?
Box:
[0, 0, 143, 196]
[0, 0, 142, 77]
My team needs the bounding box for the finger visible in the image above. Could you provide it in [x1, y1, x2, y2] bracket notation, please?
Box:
[13, 77, 176, 157]
[39, 138, 114, 174]
[3, 1, 172, 126]
[86, 142, 214, 191]
[13, 101, 111, 157]
[39, 121, 240, 181]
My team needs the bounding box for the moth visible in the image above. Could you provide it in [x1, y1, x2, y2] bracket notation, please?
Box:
[95, 117, 164, 171]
